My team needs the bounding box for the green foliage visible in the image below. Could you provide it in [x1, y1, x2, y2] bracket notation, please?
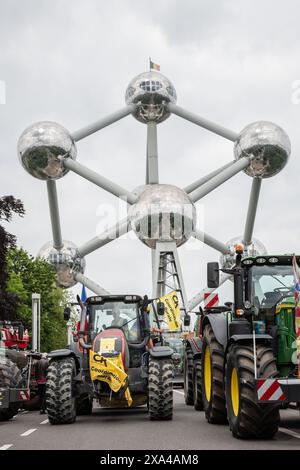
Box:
[6, 247, 68, 352]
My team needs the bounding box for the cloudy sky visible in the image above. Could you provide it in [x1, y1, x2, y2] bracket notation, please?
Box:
[1, 0, 300, 307]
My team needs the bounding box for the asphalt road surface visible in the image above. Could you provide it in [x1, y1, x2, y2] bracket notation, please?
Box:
[1, 390, 300, 450]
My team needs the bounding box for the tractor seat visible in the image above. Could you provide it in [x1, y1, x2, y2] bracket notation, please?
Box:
[261, 291, 282, 308]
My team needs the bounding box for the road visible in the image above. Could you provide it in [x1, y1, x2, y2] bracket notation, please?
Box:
[1, 390, 300, 450]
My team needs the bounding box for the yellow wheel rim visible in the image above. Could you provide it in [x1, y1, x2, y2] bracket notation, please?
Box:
[204, 346, 212, 402]
[231, 368, 239, 417]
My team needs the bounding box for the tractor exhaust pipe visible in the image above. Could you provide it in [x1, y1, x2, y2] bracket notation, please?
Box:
[77, 295, 92, 350]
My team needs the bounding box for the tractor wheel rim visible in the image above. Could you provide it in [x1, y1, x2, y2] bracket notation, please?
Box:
[204, 346, 212, 402]
[231, 367, 239, 417]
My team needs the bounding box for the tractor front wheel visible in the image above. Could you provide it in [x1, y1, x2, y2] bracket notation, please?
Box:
[148, 357, 173, 420]
[183, 347, 194, 405]
[193, 358, 203, 411]
[225, 343, 280, 439]
[0, 357, 22, 421]
[46, 357, 76, 425]
[201, 324, 227, 423]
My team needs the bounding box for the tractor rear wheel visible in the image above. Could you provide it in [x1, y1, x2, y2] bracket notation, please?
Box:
[0, 357, 22, 421]
[193, 358, 203, 411]
[183, 347, 194, 405]
[225, 343, 280, 439]
[148, 357, 173, 420]
[201, 324, 227, 423]
[46, 357, 76, 425]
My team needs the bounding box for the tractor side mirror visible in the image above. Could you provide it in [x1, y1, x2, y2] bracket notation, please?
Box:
[207, 262, 220, 288]
[63, 307, 71, 322]
[184, 314, 191, 327]
[157, 301, 165, 316]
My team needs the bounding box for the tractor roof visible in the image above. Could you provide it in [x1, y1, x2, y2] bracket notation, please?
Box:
[241, 254, 300, 267]
[86, 294, 142, 304]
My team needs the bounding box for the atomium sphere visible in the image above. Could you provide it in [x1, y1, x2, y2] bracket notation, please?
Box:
[128, 184, 196, 249]
[220, 236, 267, 270]
[18, 121, 77, 180]
[125, 71, 177, 124]
[234, 121, 291, 178]
[37, 240, 85, 288]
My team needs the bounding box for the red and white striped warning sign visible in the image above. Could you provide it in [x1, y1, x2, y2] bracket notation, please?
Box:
[18, 390, 30, 401]
[204, 291, 219, 309]
[256, 379, 285, 402]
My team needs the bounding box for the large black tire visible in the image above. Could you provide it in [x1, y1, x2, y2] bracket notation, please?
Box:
[201, 324, 227, 424]
[193, 358, 203, 411]
[76, 395, 93, 416]
[0, 357, 22, 421]
[225, 343, 280, 439]
[46, 357, 76, 425]
[183, 347, 194, 405]
[148, 357, 173, 420]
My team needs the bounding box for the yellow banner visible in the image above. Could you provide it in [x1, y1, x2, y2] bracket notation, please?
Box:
[159, 291, 181, 332]
[89, 351, 132, 406]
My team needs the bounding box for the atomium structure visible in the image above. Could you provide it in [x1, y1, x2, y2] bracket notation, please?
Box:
[18, 69, 291, 320]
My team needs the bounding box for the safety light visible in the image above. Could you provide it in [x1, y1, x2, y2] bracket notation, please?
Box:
[236, 309, 244, 316]
[269, 257, 279, 264]
[235, 243, 244, 254]
[243, 259, 254, 265]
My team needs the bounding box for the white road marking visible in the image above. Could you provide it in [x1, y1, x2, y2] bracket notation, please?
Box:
[40, 419, 49, 424]
[173, 389, 184, 396]
[0, 444, 13, 450]
[279, 427, 300, 439]
[20, 428, 37, 437]
[19, 410, 28, 414]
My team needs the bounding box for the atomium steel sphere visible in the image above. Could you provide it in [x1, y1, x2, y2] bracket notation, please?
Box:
[125, 71, 177, 124]
[220, 236, 267, 270]
[18, 121, 77, 180]
[37, 240, 85, 288]
[234, 121, 291, 178]
[128, 184, 196, 249]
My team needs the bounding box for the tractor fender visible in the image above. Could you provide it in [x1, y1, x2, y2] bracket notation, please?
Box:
[186, 337, 202, 359]
[202, 313, 228, 349]
[149, 346, 173, 359]
[223, 334, 274, 371]
[47, 349, 81, 373]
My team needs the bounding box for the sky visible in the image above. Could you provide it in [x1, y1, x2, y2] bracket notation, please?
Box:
[1, 0, 300, 310]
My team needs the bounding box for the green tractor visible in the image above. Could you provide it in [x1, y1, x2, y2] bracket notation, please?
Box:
[46, 294, 174, 424]
[184, 248, 300, 438]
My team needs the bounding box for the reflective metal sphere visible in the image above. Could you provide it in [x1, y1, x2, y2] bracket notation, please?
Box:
[125, 71, 177, 124]
[234, 121, 291, 178]
[220, 236, 267, 270]
[129, 184, 196, 249]
[18, 121, 77, 180]
[37, 240, 85, 288]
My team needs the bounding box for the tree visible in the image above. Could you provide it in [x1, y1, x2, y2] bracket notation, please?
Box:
[0, 196, 25, 320]
[6, 247, 68, 352]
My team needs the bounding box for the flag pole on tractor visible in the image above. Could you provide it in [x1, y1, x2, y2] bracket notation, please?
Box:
[292, 255, 300, 378]
[81, 283, 87, 303]
[149, 58, 160, 71]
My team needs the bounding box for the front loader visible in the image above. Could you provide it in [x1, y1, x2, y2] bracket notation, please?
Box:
[46, 294, 174, 424]
[184, 246, 300, 439]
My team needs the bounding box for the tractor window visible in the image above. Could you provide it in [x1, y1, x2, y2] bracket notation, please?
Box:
[251, 265, 295, 309]
[88, 302, 141, 342]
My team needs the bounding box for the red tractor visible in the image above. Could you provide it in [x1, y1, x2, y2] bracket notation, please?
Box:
[0, 320, 47, 420]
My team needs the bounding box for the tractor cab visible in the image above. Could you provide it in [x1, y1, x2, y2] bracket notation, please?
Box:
[86, 295, 143, 346]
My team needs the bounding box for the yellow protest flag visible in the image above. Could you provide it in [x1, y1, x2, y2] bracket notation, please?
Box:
[159, 291, 181, 332]
[89, 351, 132, 406]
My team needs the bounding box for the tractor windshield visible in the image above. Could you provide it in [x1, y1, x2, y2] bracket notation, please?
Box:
[88, 301, 141, 342]
[250, 264, 295, 309]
